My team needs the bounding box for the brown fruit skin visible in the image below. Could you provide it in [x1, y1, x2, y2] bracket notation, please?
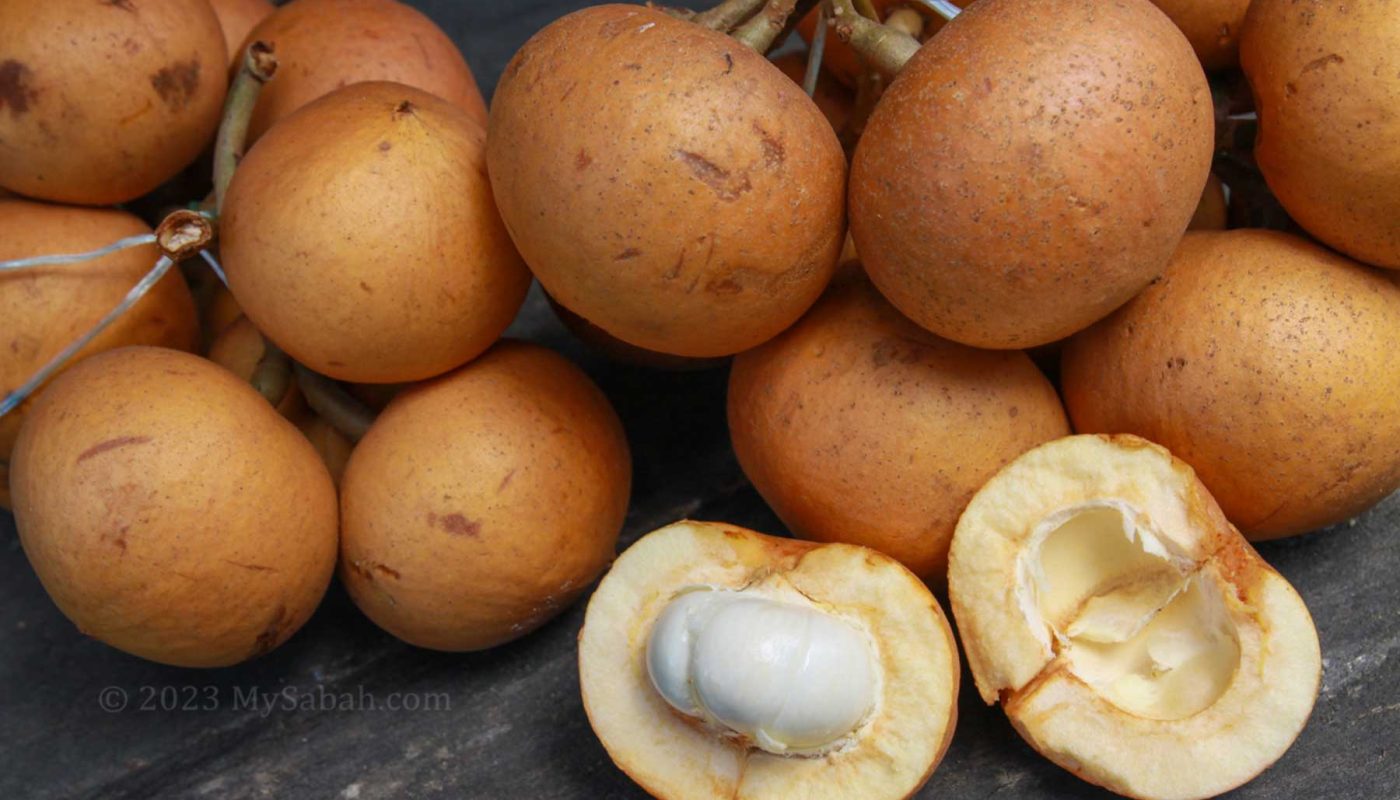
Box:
[0, 0, 227, 205]
[10, 347, 338, 667]
[1241, 0, 1400, 270]
[546, 292, 724, 372]
[340, 341, 631, 651]
[851, 0, 1213, 350]
[1062, 230, 1400, 539]
[222, 82, 530, 383]
[1150, 0, 1251, 70]
[241, 0, 485, 142]
[0, 199, 198, 510]
[729, 276, 1070, 582]
[209, 0, 274, 68]
[1188, 172, 1228, 231]
[488, 5, 846, 358]
[207, 316, 304, 419]
[770, 53, 853, 134]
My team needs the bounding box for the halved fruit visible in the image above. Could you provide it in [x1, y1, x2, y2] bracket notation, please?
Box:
[949, 435, 1321, 800]
[580, 521, 959, 800]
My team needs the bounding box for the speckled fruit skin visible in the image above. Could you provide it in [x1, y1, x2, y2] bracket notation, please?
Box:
[728, 276, 1069, 582]
[339, 341, 632, 651]
[0, 199, 198, 510]
[240, 0, 485, 141]
[209, 0, 274, 68]
[0, 0, 227, 205]
[10, 347, 338, 667]
[1241, 0, 1400, 270]
[850, 0, 1213, 350]
[1063, 230, 1400, 539]
[1151, 0, 1252, 70]
[221, 82, 530, 384]
[487, 5, 846, 358]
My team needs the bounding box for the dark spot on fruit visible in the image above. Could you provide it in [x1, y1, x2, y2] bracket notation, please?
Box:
[103, 524, 130, 553]
[1009, 405, 1020, 418]
[1300, 53, 1344, 75]
[373, 563, 401, 580]
[622, 63, 642, 71]
[224, 560, 276, 572]
[378, 140, 392, 152]
[105, 0, 136, 11]
[752, 123, 784, 168]
[250, 605, 289, 658]
[394, 100, 416, 116]
[706, 277, 742, 295]
[123, 38, 141, 55]
[722, 53, 733, 75]
[665, 252, 685, 280]
[575, 148, 592, 170]
[1166, 356, 1187, 370]
[327, 360, 346, 367]
[614, 247, 641, 261]
[359, 281, 373, 293]
[870, 338, 924, 367]
[0, 60, 37, 117]
[432, 512, 481, 537]
[78, 435, 152, 463]
[1284, 82, 1298, 97]
[674, 150, 751, 201]
[498, 469, 517, 493]
[149, 60, 201, 111]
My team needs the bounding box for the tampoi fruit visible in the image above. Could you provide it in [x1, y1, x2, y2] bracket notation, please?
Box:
[1063, 230, 1400, 538]
[949, 434, 1320, 800]
[222, 81, 530, 383]
[1187, 173, 1226, 231]
[207, 316, 303, 418]
[9, 347, 338, 667]
[1241, 0, 1400, 269]
[728, 276, 1069, 582]
[1151, 0, 1252, 70]
[546, 292, 724, 372]
[340, 341, 630, 651]
[240, 0, 486, 141]
[0, 199, 198, 510]
[209, 0, 274, 67]
[579, 521, 959, 800]
[851, 0, 1213, 349]
[0, 0, 227, 204]
[488, 5, 846, 358]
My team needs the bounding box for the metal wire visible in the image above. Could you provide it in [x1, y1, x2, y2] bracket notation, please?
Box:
[0, 234, 157, 271]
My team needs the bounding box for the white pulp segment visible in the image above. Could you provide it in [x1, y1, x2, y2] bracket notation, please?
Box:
[645, 586, 878, 755]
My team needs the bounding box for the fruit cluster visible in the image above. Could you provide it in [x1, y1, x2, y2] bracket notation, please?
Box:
[1, 1, 1397, 799]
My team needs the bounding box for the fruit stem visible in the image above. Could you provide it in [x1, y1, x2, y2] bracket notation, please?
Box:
[693, 0, 767, 31]
[251, 341, 292, 409]
[213, 42, 278, 216]
[827, 0, 921, 75]
[651, 3, 697, 21]
[803, 4, 829, 96]
[732, 0, 799, 51]
[292, 364, 375, 442]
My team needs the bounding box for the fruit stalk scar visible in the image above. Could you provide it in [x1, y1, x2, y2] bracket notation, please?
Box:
[828, 0, 921, 75]
[213, 41, 278, 215]
[292, 363, 375, 442]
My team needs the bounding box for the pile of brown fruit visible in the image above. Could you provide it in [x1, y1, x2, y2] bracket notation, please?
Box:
[1, 1, 1397, 798]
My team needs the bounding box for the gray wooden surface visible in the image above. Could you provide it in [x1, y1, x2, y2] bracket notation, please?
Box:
[2, 2, 1398, 797]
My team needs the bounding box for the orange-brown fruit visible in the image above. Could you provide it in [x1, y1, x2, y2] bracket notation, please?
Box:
[240, 0, 486, 141]
[207, 316, 304, 419]
[770, 53, 853, 133]
[1150, 0, 1251, 70]
[796, 0, 966, 87]
[851, 0, 1213, 349]
[1241, 0, 1400, 269]
[1063, 230, 1400, 539]
[210, 0, 275, 68]
[10, 347, 338, 667]
[222, 82, 530, 384]
[0, 0, 227, 205]
[728, 276, 1069, 582]
[0, 199, 197, 510]
[1189, 172, 1228, 231]
[546, 292, 723, 372]
[488, 5, 846, 358]
[340, 341, 631, 651]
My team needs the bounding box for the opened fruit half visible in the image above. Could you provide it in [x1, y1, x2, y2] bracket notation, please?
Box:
[949, 435, 1320, 800]
[580, 521, 958, 800]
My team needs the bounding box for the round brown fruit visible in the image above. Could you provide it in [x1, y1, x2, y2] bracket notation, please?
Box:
[851, 0, 1213, 349]
[241, 0, 486, 141]
[0, 0, 227, 204]
[209, 0, 274, 68]
[0, 199, 197, 510]
[1150, 0, 1252, 70]
[10, 347, 338, 667]
[729, 275, 1069, 582]
[340, 341, 631, 651]
[221, 81, 530, 384]
[546, 292, 723, 372]
[1241, 0, 1400, 269]
[1062, 230, 1400, 539]
[488, 5, 846, 358]
[207, 316, 304, 418]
